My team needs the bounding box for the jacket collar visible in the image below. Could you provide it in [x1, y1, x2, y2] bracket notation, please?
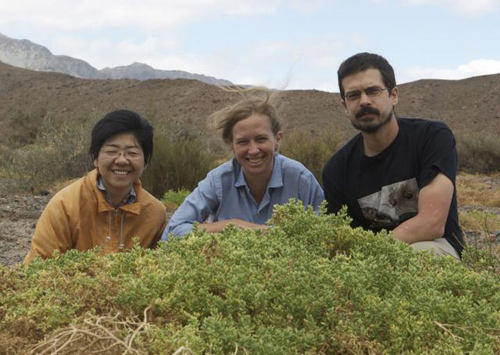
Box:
[86, 169, 142, 215]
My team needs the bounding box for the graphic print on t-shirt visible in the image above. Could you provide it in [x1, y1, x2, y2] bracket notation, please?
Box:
[358, 178, 419, 229]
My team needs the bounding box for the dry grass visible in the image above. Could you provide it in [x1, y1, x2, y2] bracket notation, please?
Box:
[460, 211, 500, 233]
[456, 172, 500, 208]
[456, 130, 500, 173]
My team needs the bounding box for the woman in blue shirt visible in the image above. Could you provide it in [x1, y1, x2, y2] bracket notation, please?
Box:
[162, 93, 324, 238]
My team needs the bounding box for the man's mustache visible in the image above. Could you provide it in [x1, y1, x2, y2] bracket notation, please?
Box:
[356, 107, 380, 119]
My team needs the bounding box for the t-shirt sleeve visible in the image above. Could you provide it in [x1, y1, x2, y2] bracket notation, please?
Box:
[418, 124, 458, 188]
[322, 154, 347, 214]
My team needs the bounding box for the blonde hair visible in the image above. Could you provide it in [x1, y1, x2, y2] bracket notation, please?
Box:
[209, 88, 282, 144]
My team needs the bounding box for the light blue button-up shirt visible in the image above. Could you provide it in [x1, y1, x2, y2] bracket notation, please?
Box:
[162, 154, 324, 238]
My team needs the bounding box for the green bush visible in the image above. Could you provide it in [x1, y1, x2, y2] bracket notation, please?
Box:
[161, 188, 191, 211]
[3, 111, 218, 195]
[456, 130, 500, 173]
[4, 116, 95, 190]
[3, 109, 48, 147]
[1, 201, 499, 354]
[0, 110, 49, 168]
[141, 134, 217, 198]
[280, 127, 344, 185]
[0, 143, 11, 167]
[162, 189, 191, 206]
[460, 210, 500, 275]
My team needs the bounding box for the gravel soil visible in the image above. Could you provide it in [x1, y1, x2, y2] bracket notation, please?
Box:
[0, 193, 50, 266]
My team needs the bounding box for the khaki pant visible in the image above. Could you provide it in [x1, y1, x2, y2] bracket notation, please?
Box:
[411, 238, 460, 260]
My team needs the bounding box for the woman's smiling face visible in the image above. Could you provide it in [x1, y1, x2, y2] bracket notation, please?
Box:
[231, 113, 282, 183]
[94, 132, 145, 198]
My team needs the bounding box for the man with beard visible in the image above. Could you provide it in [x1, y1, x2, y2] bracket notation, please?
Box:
[322, 53, 464, 259]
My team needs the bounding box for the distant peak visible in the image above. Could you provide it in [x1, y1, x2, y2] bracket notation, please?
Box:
[130, 62, 152, 68]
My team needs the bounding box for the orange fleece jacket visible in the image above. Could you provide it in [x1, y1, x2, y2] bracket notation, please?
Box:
[25, 169, 166, 265]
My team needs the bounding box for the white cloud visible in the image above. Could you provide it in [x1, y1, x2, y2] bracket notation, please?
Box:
[1, 1, 496, 91]
[244, 39, 345, 67]
[403, 0, 499, 16]
[48, 36, 179, 69]
[290, 0, 328, 13]
[202, 38, 345, 89]
[402, 59, 500, 83]
[0, 0, 284, 32]
[456, 59, 500, 76]
[455, 0, 499, 15]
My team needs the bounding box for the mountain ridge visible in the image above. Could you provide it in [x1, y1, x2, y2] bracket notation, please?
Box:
[0, 33, 232, 85]
[1, 60, 499, 149]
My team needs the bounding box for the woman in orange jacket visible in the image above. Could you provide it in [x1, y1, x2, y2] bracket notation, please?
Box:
[25, 110, 166, 265]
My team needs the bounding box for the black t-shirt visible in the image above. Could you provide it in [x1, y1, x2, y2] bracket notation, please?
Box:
[322, 118, 464, 255]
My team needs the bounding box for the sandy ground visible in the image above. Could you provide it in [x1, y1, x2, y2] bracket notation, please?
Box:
[0, 193, 50, 266]
[0, 183, 499, 267]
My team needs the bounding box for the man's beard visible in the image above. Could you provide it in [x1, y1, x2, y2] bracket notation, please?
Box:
[351, 107, 394, 133]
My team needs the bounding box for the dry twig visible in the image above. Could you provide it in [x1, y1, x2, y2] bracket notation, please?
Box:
[28, 307, 153, 355]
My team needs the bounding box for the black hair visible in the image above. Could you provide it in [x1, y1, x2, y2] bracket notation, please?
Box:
[89, 110, 154, 163]
[337, 52, 396, 99]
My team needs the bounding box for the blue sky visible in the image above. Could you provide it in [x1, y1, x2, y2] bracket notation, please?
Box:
[1, 0, 499, 92]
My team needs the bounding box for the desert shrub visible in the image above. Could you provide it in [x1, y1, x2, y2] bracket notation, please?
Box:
[3, 109, 48, 147]
[148, 110, 225, 155]
[280, 127, 343, 185]
[4, 116, 95, 190]
[456, 130, 500, 173]
[141, 134, 217, 198]
[161, 188, 191, 212]
[0, 110, 49, 169]
[4, 111, 218, 195]
[1, 201, 500, 354]
[460, 211, 500, 275]
[0, 143, 11, 167]
[462, 239, 500, 275]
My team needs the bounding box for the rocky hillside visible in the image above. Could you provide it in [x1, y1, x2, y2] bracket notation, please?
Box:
[0, 33, 232, 85]
[100, 62, 232, 85]
[0, 60, 499, 147]
[0, 33, 102, 79]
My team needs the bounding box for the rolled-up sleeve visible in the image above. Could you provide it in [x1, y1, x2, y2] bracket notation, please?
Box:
[299, 170, 324, 212]
[162, 174, 220, 239]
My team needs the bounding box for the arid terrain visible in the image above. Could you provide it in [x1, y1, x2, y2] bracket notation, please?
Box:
[0, 192, 50, 265]
[0, 62, 499, 266]
[1, 61, 500, 141]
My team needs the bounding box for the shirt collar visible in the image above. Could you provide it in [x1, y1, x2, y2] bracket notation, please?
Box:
[233, 154, 283, 189]
[97, 177, 137, 207]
